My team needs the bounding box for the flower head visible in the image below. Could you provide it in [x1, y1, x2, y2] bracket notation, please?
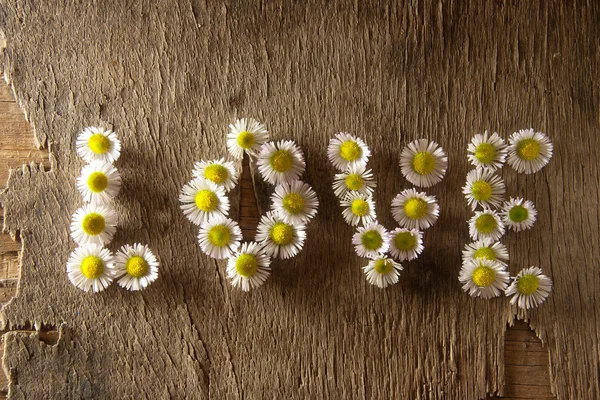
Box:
[227, 118, 269, 159]
[462, 238, 509, 266]
[352, 221, 390, 258]
[467, 131, 507, 172]
[391, 188, 439, 230]
[399, 139, 448, 187]
[66, 244, 116, 293]
[327, 133, 371, 172]
[114, 244, 160, 291]
[462, 169, 506, 210]
[77, 160, 121, 204]
[271, 181, 318, 225]
[257, 140, 306, 185]
[501, 197, 537, 232]
[468, 208, 505, 241]
[505, 266, 553, 309]
[76, 126, 121, 163]
[255, 211, 306, 259]
[363, 256, 403, 289]
[459, 258, 509, 299]
[192, 158, 239, 192]
[506, 129, 553, 174]
[70, 203, 118, 246]
[198, 216, 242, 259]
[332, 164, 376, 199]
[388, 228, 424, 262]
[227, 242, 271, 292]
[179, 178, 230, 225]
[341, 192, 376, 227]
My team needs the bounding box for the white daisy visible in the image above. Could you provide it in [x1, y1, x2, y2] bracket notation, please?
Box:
[501, 197, 537, 232]
[76, 126, 121, 163]
[327, 132, 371, 172]
[332, 164, 376, 199]
[352, 221, 390, 258]
[505, 266, 553, 309]
[179, 178, 230, 225]
[76, 160, 122, 204]
[459, 258, 509, 299]
[192, 158, 239, 192]
[271, 181, 319, 225]
[114, 243, 160, 291]
[226, 118, 269, 159]
[340, 192, 376, 226]
[227, 242, 271, 292]
[388, 228, 424, 262]
[363, 256, 403, 289]
[468, 208, 505, 241]
[255, 211, 306, 259]
[198, 215, 242, 259]
[70, 203, 118, 246]
[462, 169, 506, 210]
[467, 131, 507, 172]
[66, 243, 116, 293]
[399, 139, 448, 187]
[257, 140, 306, 185]
[506, 129, 553, 174]
[462, 238, 509, 266]
[390, 188, 439, 230]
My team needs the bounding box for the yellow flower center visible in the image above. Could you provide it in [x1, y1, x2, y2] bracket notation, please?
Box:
[235, 254, 258, 277]
[270, 150, 294, 172]
[87, 172, 108, 193]
[361, 230, 383, 251]
[517, 275, 540, 295]
[373, 259, 393, 274]
[475, 214, 497, 234]
[472, 265, 496, 287]
[404, 198, 428, 220]
[283, 193, 305, 215]
[471, 180, 492, 201]
[509, 205, 528, 222]
[351, 199, 369, 216]
[517, 139, 541, 161]
[81, 213, 106, 236]
[204, 164, 229, 184]
[345, 174, 364, 191]
[80, 255, 104, 279]
[475, 143, 496, 164]
[270, 222, 294, 245]
[412, 152, 435, 175]
[473, 247, 496, 261]
[394, 231, 416, 251]
[237, 131, 255, 149]
[207, 225, 231, 247]
[126, 256, 149, 278]
[339, 141, 362, 161]
[88, 134, 111, 155]
[195, 190, 219, 212]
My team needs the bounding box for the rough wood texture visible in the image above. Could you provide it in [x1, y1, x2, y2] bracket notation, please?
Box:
[0, 1, 598, 398]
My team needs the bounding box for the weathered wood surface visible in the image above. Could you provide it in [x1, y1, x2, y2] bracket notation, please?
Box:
[0, 1, 598, 398]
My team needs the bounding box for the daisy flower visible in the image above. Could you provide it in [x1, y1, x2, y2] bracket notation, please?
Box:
[501, 197, 537, 232]
[271, 181, 319, 225]
[327, 132, 371, 172]
[66, 244, 116, 293]
[505, 266, 553, 309]
[70, 203, 118, 246]
[198, 215, 242, 259]
[462, 169, 506, 210]
[390, 188, 439, 230]
[467, 131, 507, 172]
[388, 228, 424, 262]
[76, 126, 121, 163]
[332, 164, 376, 199]
[462, 238, 509, 266]
[77, 160, 122, 204]
[363, 256, 403, 289]
[114, 244, 160, 291]
[257, 140, 306, 185]
[227, 118, 269, 159]
[506, 129, 553, 174]
[340, 192, 376, 226]
[192, 158, 239, 192]
[227, 242, 271, 292]
[459, 258, 509, 299]
[468, 208, 505, 241]
[255, 211, 306, 259]
[399, 139, 448, 187]
[179, 178, 230, 225]
[352, 221, 390, 258]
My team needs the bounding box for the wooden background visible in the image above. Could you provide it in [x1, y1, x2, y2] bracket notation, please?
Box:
[0, 1, 598, 398]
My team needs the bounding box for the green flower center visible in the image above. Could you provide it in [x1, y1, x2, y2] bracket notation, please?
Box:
[473, 247, 496, 261]
[195, 190, 219, 212]
[235, 254, 258, 278]
[81, 213, 105, 236]
[412, 152, 435, 175]
[361, 230, 383, 251]
[394, 231, 416, 251]
[87, 172, 108, 193]
[404, 198, 428, 220]
[472, 265, 496, 287]
[80, 255, 104, 279]
[269, 150, 293, 172]
[204, 164, 229, 184]
[471, 180, 492, 201]
[237, 131, 255, 149]
[339, 141, 362, 161]
[509, 205, 529, 222]
[373, 259, 393, 274]
[270, 222, 294, 245]
[517, 275, 540, 295]
[475, 143, 496, 164]
[345, 174, 364, 191]
[88, 134, 111, 154]
[475, 214, 497, 233]
[517, 139, 540, 161]
[208, 225, 231, 247]
[351, 199, 369, 216]
[283, 193, 305, 215]
[126, 256, 149, 278]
